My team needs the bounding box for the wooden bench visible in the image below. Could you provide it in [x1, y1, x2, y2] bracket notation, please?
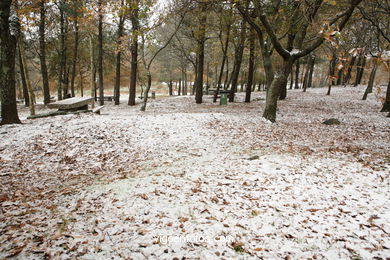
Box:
[96, 96, 114, 101]
[48, 97, 95, 111]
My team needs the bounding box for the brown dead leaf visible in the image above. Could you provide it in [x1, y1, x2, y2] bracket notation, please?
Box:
[6, 244, 26, 258]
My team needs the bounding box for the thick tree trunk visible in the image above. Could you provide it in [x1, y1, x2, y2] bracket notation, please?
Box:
[362, 61, 378, 100]
[70, 17, 79, 98]
[39, 0, 50, 104]
[114, 7, 125, 106]
[128, 1, 139, 106]
[0, 0, 21, 125]
[279, 61, 294, 100]
[18, 48, 29, 107]
[245, 29, 255, 103]
[229, 19, 246, 102]
[194, 2, 207, 104]
[381, 79, 390, 112]
[98, 0, 104, 106]
[263, 59, 293, 122]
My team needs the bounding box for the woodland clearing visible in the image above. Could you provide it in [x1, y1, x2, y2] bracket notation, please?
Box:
[0, 86, 389, 259]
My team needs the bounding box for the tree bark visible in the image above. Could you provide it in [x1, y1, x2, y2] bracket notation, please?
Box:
[70, 16, 79, 98]
[58, 2, 67, 101]
[0, 0, 21, 124]
[245, 28, 255, 103]
[263, 59, 293, 122]
[128, 0, 139, 106]
[307, 55, 315, 89]
[362, 61, 377, 100]
[343, 55, 355, 86]
[39, 0, 50, 104]
[114, 2, 125, 105]
[214, 21, 231, 103]
[294, 59, 300, 89]
[194, 2, 207, 104]
[98, 0, 104, 106]
[303, 55, 315, 92]
[327, 54, 337, 95]
[229, 18, 246, 102]
[178, 79, 182, 96]
[354, 54, 366, 87]
[89, 35, 96, 99]
[381, 79, 390, 112]
[18, 38, 35, 116]
[18, 48, 29, 107]
[168, 80, 173, 96]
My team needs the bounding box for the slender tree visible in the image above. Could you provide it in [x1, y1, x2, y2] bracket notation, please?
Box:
[38, 0, 51, 104]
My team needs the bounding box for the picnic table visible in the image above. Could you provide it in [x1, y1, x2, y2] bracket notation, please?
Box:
[96, 96, 114, 101]
[48, 97, 95, 111]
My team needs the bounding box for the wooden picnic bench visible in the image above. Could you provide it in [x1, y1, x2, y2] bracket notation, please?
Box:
[48, 97, 95, 111]
[96, 96, 114, 101]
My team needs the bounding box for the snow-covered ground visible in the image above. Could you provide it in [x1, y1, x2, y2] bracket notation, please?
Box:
[0, 86, 389, 259]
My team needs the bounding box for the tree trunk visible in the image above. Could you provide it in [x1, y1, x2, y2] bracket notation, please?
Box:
[229, 19, 246, 102]
[18, 48, 29, 107]
[140, 72, 152, 111]
[168, 80, 173, 96]
[183, 71, 188, 95]
[70, 17, 79, 98]
[79, 68, 83, 97]
[303, 55, 315, 92]
[336, 67, 343, 85]
[0, 0, 21, 125]
[194, 2, 207, 104]
[327, 54, 337, 95]
[289, 69, 294, 90]
[39, 0, 50, 104]
[279, 61, 295, 100]
[263, 59, 293, 122]
[114, 4, 125, 106]
[354, 54, 366, 87]
[381, 79, 390, 112]
[362, 61, 378, 100]
[213, 24, 231, 102]
[294, 59, 300, 89]
[89, 36, 96, 99]
[58, 2, 66, 101]
[18, 38, 35, 116]
[178, 79, 182, 96]
[343, 55, 356, 86]
[245, 28, 255, 103]
[128, 1, 139, 106]
[98, 0, 104, 106]
[308, 55, 315, 89]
